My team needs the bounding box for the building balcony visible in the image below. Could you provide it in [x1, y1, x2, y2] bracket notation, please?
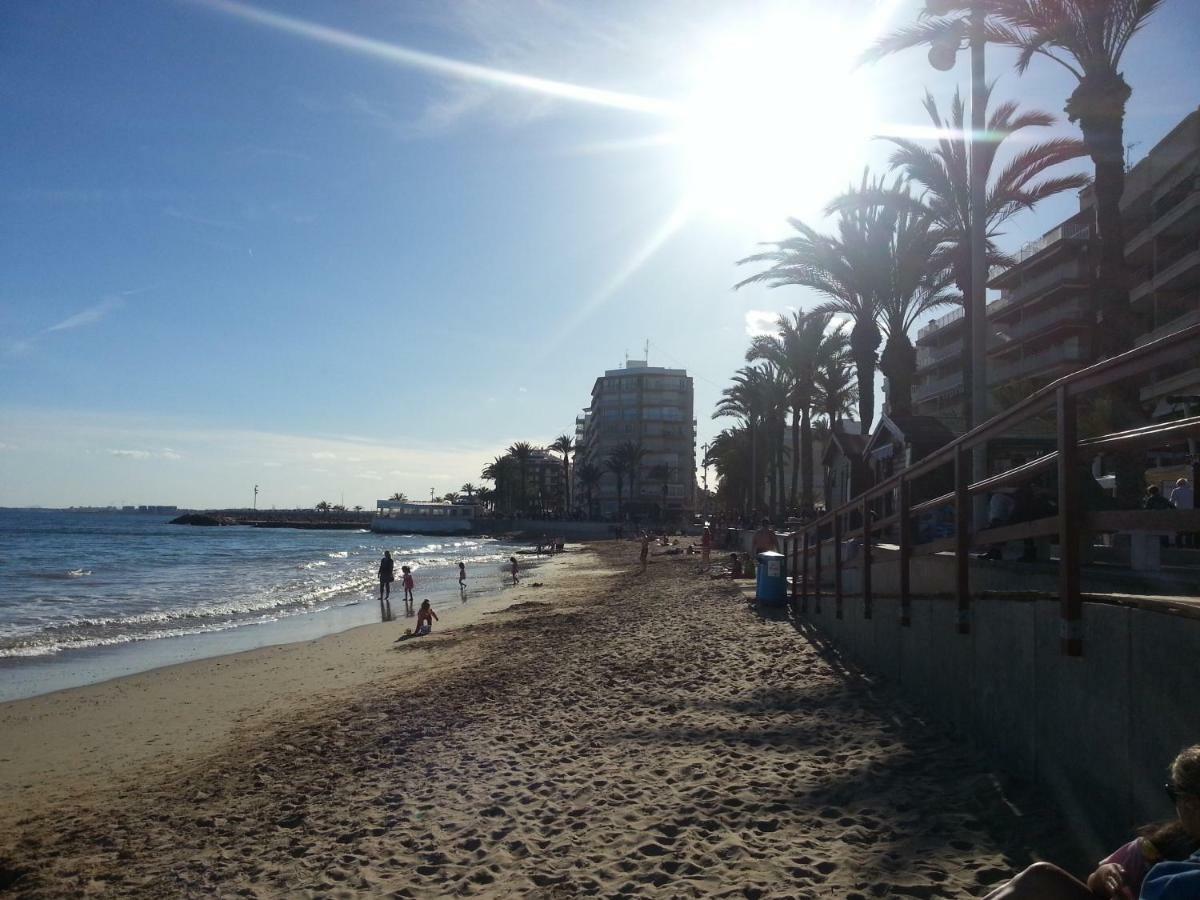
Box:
[914, 370, 964, 402]
[1131, 238, 1200, 304]
[916, 339, 963, 371]
[988, 339, 1087, 385]
[989, 257, 1090, 311]
[917, 307, 964, 341]
[1005, 222, 1091, 269]
[1140, 365, 1200, 404]
[990, 298, 1091, 349]
[1135, 304, 1200, 347]
[1126, 179, 1200, 260]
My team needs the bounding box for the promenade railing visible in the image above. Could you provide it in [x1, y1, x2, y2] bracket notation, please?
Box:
[790, 323, 1200, 657]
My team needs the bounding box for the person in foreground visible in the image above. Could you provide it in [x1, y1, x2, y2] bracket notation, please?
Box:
[752, 518, 779, 554]
[983, 744, 1200, 900]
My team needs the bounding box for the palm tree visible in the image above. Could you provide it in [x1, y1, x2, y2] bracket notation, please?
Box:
[747, 311, 845, 511]
[315, 500, 331, 513]
[475, 486, 495, 512]
[550, 434, 574, 514]
[815, 329, 858, 435]
[738, 172, 898, 434]
[832, 87, 1089, 423]
[507, 442, 534, 513]
[481, 455, 517, 515]
[604, 451, 628, 520]
[714, 366, 772, 516]
[994, 0, 1164, 360]
[388, 492, 408, 502]
[875, 194, 961, 416]
[616, 440, 647, 517]
[460, 483, 477, 501]
[576, 460, 603, 520]
[707, 427, 755, 517]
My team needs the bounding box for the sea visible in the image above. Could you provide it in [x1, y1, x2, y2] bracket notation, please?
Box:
[0, 508, 522, 701]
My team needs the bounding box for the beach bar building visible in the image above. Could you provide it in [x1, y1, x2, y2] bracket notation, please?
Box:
[373, 499, 481, 534]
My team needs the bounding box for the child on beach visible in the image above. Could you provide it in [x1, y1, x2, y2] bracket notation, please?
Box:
[458, 561, 467, 599]
[401, 565, 415, 616]
[510, 556, 519, 585]
[640, 534, 650, 572]
[378, 551, 395, 622]
[413, 599, 438, 636]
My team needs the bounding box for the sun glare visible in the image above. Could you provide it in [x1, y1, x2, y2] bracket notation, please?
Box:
[675, 13, 877, 231]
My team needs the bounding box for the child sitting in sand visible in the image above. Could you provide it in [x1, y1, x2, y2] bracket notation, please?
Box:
[413, 599, 438, 636]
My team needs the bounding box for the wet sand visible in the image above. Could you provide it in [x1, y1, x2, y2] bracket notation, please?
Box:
[0, 543, 1074, 897]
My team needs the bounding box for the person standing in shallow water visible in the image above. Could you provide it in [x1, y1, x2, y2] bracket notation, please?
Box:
[458, 561, 467, 600]
[377, 551, 395, 621]
[509, 556, 519, 585]
[400, 565, 415, 616]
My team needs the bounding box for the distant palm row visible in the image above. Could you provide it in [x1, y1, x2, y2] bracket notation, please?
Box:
[707, 0, 1165, 519]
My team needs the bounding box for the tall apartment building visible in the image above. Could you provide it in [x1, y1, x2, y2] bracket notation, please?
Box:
[1124, 107, 1200, 419]
[913, 106, 1200, 425]
[574, 360, 696, 520]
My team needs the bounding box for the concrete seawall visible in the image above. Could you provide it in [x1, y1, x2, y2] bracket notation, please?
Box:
[799, 590, 1200, 860]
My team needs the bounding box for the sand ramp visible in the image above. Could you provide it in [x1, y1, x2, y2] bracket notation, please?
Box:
[1, 546, 1068, 897]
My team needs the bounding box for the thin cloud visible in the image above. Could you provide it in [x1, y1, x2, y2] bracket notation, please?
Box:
[311, 451, 337, 460]
[47, 296, 125, 333]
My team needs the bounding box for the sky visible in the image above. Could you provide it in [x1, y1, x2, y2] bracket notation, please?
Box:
[2, 0, 1198, 509]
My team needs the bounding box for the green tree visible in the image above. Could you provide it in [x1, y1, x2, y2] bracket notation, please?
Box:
[576, 459, 603, 520]
[738, 172, 898, 434]
[550, 434, 574, 514]
[604, 451, 628, 520]
[507, 442, 534, 513]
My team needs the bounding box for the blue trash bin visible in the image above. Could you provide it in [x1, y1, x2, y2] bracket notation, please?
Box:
[756, 551, 787, 604]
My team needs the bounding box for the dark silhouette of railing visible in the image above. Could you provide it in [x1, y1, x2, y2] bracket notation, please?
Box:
[790, 323, 1200, 657]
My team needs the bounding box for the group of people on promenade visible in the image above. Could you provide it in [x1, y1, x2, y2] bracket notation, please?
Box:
[986, 745, 1200, 899]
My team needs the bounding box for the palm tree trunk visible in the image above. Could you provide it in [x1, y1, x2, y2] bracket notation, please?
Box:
[1072, 73, 1143, 508]
[790, 404, 800, 512]
[879, 333, 916, 418]
[850, 319, 881, 433]
[800, 406, 813, 510]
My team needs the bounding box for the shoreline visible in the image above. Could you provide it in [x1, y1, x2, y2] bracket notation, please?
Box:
[0, 547, 556, 704]
[0, 550, 577, 824]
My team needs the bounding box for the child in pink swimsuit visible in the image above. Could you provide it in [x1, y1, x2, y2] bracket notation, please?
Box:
[401, 565, 415, 615]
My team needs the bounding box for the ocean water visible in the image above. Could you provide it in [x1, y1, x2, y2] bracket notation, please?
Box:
[0, 509, 519, 662]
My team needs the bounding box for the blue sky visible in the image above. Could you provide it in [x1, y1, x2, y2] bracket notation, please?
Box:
[2, 0, 1198, 509]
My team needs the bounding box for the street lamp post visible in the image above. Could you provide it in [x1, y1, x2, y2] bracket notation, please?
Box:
[928, 0, 989, 524]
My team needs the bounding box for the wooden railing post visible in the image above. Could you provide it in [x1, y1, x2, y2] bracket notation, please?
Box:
[861, 496, 872, 619]
[954, 446, 971, 635]
[790, 532, 798, 605]
[1057, 385, 1083, 656]
[814, 525, 823, 614]
[899, 476, 911, 627]
[800, 529, 809, 613]
[834, 511, 844, 620]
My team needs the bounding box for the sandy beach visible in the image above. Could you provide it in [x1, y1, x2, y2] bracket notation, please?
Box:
[0, 542, 1077, 898]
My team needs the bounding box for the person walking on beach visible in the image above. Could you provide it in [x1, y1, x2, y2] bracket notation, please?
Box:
[458, 561, 467, 599]
[701, 524, 713, 570]
[510, 556, 519, 585]
[752, 518, 779, 554]
[640, 533, 650, 573]
[413, 599, 439, 636]
[378, 551, 395, 621]
[401, 565, 415, 616]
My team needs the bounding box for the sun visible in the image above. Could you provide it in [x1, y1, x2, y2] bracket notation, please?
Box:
[673, 12, 877, 231]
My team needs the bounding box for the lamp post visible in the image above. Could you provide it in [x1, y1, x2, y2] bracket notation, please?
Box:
[928, 0, 989, 522]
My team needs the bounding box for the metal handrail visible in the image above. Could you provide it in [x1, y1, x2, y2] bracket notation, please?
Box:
[790, 322, 1200, 657]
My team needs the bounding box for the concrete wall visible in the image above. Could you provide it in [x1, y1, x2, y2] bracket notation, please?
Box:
[799, 592, 1200, 860]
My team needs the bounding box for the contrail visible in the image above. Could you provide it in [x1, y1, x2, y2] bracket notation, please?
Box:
[189, 0, 677, 118]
